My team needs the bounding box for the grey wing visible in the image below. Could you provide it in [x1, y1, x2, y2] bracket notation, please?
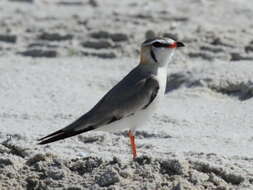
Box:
[38, 70, 159, 145]
[76, 75, 160, 130]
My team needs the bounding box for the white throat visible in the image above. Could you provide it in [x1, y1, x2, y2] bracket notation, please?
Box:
[157, 66, 168, 95]
[155, 50, 174, 95]
[156, 50, 175, 67]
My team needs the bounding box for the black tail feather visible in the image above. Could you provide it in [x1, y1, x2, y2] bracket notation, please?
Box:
[38, 126, 95, 145]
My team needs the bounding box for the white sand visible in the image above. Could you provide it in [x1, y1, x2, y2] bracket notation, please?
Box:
[0, 0, 253, 189]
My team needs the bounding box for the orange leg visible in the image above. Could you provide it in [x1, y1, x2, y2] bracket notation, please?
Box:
[128, 130, 137, 159]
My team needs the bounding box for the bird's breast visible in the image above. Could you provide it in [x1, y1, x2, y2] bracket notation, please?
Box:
[156, 67, 168, 96]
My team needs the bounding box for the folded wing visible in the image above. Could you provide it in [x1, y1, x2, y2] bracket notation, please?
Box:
[38, 66, 159, 145]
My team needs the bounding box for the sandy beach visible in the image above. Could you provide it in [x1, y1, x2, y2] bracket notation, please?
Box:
[0, 0, 253, 189]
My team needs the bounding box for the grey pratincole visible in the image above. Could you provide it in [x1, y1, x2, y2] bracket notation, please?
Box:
[38, 37, 184, 159]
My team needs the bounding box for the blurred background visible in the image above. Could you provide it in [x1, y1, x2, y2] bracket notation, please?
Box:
[0, 0, 252, 62]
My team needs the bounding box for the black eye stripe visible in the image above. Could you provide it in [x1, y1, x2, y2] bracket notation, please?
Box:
[150, 49, 157, 62]
[152, 42, 169, 48]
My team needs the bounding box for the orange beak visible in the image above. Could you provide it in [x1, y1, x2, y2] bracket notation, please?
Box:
[168, 41, 185, 48]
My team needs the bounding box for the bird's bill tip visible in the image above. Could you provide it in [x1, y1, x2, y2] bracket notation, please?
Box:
[176, 41, 185, 48]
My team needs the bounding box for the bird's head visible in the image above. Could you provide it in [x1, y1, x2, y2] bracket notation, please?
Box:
[140, 37, 184, 67]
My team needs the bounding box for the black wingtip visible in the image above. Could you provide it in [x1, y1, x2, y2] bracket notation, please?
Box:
[37, 126, 95, 145]
[37, 129, 63, 142]
[37, 130, 65, 145]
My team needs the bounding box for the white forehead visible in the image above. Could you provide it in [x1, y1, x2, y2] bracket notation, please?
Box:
[142, 38, 175, 47]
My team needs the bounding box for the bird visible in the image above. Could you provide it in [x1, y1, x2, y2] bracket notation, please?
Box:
[38, 37, 184, 159]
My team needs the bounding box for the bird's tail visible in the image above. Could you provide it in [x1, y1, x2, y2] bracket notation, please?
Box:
[38, 118, 95, 145]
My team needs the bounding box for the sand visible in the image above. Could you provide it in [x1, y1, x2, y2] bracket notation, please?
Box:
[0, 0, 253, 189]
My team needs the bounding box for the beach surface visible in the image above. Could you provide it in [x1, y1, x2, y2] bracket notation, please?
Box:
[0, 0, 253, 189]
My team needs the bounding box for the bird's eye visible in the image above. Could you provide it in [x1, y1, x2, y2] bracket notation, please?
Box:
[152, 42, 162, 48]
[152, 41, 169, 48]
